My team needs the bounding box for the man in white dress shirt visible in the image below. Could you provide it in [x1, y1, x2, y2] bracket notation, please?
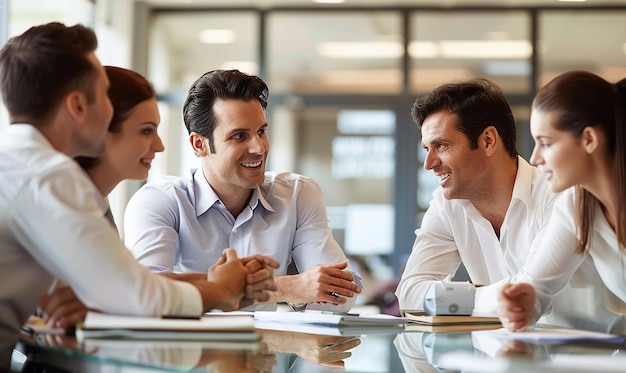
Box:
[0, 23, 276, 367]
[124, 69, 361, 312]
[395, 78, 622, 330]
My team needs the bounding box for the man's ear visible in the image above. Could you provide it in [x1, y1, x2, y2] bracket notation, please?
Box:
[63, 91, 88, 122]
[481, 126, 499, 156]
[581, 126, 600, 154]
[189, 132, 210, 156]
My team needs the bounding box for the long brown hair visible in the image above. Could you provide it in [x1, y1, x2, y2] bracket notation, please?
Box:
[533, 71, 626, 254]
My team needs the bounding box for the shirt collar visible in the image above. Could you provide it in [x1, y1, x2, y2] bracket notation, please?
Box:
[193, 167, 275, 216]
[8, 123, 55, 149]
[193, 167, 220, 217]
[251, 186, 275, 213]
[511, 155, 534, 209]
[9, 123, 109, 214]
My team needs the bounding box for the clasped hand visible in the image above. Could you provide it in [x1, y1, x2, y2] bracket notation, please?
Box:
[207, 248, 279, 310]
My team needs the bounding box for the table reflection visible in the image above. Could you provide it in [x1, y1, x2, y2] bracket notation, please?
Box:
[15, 328, 365, 373]
[258, 329, 361, 371]
[393, 328, 626, 373]
[18, 327, 626, 373]
[394, 332, 478, 373]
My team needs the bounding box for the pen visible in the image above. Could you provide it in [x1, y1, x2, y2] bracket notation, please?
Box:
[160, 314, 202, 320]
[47, 278, 59, 294]
[36, 278, 59, 317]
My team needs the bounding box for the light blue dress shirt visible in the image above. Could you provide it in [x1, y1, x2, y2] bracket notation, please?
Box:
[124, 168, 353, 310]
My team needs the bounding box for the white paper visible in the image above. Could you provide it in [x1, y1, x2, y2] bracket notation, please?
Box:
[473, 327, 626, 344]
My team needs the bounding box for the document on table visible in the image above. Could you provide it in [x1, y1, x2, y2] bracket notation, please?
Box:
[253, 311, 407, 331]
[473, 327, 626, 344]
[77, 312, 259, 341]
[254, 318, 404, 336]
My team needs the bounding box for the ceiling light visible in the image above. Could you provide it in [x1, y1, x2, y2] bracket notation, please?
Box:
[557, 0, 587, 2]
[198, 29, 235, 44]
[440, 40, 532, 59]
[312, 0, 346, 3]
[408, 41, 439, 58]
[318, 40, 531, 59]
[318, 42, 402, 58]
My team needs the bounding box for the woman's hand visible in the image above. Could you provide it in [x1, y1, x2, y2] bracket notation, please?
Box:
[498, 282, 536, 331]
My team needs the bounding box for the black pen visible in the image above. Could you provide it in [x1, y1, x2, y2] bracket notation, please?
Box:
[160, 314, 202, 320]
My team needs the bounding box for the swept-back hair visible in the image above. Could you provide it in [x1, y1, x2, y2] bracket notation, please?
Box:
[183, 69, 269, 153]
[533, 71, 626, 254]
[411, 78, 517, 158]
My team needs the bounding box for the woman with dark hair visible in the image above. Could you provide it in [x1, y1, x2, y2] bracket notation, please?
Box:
[76, 66, 164, 213]
[499, 71, 626, 332]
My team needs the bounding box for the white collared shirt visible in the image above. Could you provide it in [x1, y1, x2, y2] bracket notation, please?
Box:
[0, 125, 202, 339]
[517, 188, 626, 332]
[396, 157, 556, 313]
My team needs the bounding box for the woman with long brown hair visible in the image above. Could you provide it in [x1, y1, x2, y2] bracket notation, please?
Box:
[499, 71, 626, 332]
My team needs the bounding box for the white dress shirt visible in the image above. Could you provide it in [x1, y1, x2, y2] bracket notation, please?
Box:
[516, 187, 626, 332]
[124, 168, 354, 311]
[395, 157, 556, 314]
[0, 125, 202, 339]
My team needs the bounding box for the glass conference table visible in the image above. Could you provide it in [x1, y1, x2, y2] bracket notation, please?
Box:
[11, 322, 626, 373]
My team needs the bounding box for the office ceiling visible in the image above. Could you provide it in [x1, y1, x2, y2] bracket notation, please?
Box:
[138, 0, 626, 96]
[141, 0, 626, 7]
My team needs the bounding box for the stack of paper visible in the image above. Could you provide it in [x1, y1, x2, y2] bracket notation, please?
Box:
[402, 310, 501, 332]
[253, 311, 407, 336]
[77, 312, 259, 342]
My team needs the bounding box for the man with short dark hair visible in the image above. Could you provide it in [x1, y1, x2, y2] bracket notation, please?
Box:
[396, 78, 556, 314]
[125, 69, 362, 312]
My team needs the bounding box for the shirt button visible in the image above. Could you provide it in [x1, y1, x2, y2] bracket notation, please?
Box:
[233, 228, 238, 233]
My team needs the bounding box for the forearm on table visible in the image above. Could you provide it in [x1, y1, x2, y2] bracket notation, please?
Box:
[159, 272, 207, 282]
[191, 281, 240, 312]
[395, 274, 440, 311]
[262, 275, 298, 304]
[261, 275, 356, 311]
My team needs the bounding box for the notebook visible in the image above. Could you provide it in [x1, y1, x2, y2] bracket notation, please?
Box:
[76, 312, 259, 342]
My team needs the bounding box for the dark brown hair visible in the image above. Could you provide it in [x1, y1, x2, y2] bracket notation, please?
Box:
[0, 22, 98, 123]
[411, 78, 517, 158]
[75, 66, 156, 170]
[183, 69, 268, 153]
[533, 71, 626, 254]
